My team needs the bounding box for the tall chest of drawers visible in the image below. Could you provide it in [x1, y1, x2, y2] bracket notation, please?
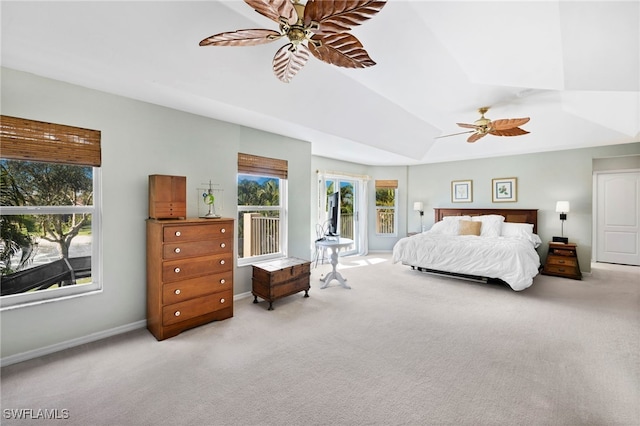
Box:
[147, 218, 234, 340]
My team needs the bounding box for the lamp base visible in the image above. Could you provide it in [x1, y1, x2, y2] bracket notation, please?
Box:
[552, 236, 568, 244]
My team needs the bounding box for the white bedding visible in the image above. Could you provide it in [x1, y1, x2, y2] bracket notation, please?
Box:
[392, 232, 541, 291]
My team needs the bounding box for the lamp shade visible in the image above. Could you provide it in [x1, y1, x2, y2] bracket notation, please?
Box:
[413, 202, 424, 212]
[555, 201, 570, 213]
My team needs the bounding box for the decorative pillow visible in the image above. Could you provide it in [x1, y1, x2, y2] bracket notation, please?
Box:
[458, 220, 481, 236]
[471, 215, 505, 237]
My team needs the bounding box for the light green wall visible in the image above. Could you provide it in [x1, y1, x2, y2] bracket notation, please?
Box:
[0, 68, 311, 360]
[407, 146, 640, 271]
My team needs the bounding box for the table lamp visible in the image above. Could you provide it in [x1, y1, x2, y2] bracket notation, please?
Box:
[553, 201, 570, 243]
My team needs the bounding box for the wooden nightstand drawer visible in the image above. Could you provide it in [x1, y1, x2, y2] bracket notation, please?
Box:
[546, 256, 577, 267]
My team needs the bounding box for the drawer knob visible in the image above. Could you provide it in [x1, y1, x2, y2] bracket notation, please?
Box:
[221, 228, 226, 233]
[220, 298, 225, 304]
[174, 247, 181, 253]
[220, 243, 226, 248]
[174, 311, 181, 317]
[175, 231, 181, 237]
[220, 260, 225, 265]
[174, 289, 181, 295]
[220, 279, 225, 284]
[174, 267, 181, 273]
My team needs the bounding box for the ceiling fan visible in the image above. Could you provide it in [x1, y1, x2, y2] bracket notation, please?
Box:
[438, 107, 531, 143]
[199, 0, 387, 83]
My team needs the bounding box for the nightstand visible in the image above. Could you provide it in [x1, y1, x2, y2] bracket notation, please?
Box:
[542, 242, 582, 280]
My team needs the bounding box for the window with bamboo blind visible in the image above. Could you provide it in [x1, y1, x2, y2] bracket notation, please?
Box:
[375, 179, 398, 235]
[237, 153, 288, 265]
[0, 115, 102, 308]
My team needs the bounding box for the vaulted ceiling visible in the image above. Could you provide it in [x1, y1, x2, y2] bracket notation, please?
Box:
[1, 1, 638, 165]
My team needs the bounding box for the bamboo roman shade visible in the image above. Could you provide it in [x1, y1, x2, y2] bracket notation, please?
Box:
[375, 179, 398, 189]
[0, 115, 101, 167]
[238, 153, 288, 179]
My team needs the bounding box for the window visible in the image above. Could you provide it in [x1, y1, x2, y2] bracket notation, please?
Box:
[0, 116, 101, 309]
[237, 153, 287, 265]
[375, 180, 397, 236]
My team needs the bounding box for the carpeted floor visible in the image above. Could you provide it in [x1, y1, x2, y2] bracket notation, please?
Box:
[1, 254, 638, 426]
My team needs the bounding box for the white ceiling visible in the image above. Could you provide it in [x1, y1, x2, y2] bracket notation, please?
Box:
[1, 0, 639, 165]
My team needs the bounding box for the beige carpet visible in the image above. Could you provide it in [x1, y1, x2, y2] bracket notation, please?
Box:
[1, 254, 638, 426]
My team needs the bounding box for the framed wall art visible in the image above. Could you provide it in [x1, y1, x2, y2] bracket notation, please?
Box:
[492, 177, 517, 202]
[451, 180, 473, 203]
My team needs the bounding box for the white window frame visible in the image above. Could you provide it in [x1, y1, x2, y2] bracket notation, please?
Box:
[375, 187, 398, 237]
[0, 167, 102, 311]
[237, 177, 288, 267]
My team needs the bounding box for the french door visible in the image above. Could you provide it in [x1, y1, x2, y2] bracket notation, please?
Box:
[323, 177, 359, 256]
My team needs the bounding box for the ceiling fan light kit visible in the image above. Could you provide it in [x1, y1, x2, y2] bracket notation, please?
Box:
[439, 107, 531, 143]
[199, 0, 387, 83]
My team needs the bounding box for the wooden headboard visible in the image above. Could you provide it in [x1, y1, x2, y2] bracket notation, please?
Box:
[433, 208, 538, 234]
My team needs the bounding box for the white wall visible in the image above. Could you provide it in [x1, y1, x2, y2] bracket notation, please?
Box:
[0, 68, 312, 360]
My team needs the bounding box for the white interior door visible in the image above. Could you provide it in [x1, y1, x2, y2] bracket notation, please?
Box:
[595, 171, 640, 265]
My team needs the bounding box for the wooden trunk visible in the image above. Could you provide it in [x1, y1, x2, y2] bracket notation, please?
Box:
[252, 258, 311, 310]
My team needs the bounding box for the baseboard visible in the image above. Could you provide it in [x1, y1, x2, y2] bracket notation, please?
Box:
[1, 292, 259, 367]
[0, 320, 147, 367]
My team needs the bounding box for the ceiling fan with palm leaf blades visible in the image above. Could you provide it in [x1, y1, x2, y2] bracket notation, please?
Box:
[199, 0, 387, 83]
[438, 107, 531, 143]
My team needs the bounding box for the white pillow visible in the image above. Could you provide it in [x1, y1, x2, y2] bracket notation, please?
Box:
[471, 215, 505, 237]
[501, 222, 541, 247]
[429, 216, 471, 235]
[501, 222, 534, 238]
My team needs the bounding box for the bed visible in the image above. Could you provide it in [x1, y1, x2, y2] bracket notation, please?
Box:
[392, 208, 541, 291]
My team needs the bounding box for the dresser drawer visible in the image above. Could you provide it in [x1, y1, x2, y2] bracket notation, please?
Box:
[163, 271, 233, 305]
[163, 223, 231, 243]
[162, 253, 233, 282]
[546, 255, 577, 267]
[162, 290, 233, 326]
[163, 237, 232, 260]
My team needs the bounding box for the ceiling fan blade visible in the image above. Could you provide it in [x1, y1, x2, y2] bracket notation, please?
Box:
[467, 132, 486, 143]
[491, 117, 530, 130]
[309, 33, 375, 68]
[304, 0, 387, 35]
[456, 122, 477, 129]
[245, 0, 297, 25]
[199, 29, 282, 47]
[436, 130, 475, 139]
[489, 127, 530, 137]
[273, 43, 310, 83]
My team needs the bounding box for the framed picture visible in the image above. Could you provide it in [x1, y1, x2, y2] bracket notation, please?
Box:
[451, 180, 473, 203]
[492, 177, 517, 202]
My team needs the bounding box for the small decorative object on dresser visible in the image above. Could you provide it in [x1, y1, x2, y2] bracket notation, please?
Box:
[252, 257, 311, 310]
[542, 242, 582, 280]
[146, 218, 234, 340]
[148, 174, 187, 219]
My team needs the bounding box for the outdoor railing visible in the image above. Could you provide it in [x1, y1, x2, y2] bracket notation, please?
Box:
[376, 210, 395, 234]
[243, 213, 280, 257]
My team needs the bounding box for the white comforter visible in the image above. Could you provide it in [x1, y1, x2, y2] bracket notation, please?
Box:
[392, 233, 541, 291]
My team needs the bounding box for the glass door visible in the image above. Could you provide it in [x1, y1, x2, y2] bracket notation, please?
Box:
[325, 178, 358, 256]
